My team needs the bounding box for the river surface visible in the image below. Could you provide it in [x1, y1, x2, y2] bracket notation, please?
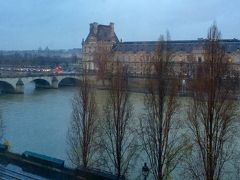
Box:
[0, 83, 146, 163]
[1, 83, 239, 179]
[0, 83, 76, 161]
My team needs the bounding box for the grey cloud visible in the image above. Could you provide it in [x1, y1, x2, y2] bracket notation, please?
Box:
[0, 0, 239, 50]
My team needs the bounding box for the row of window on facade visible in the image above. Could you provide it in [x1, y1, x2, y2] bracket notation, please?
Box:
[83, 61, 240, 79]
[84, 45, 112, 54]
[113, 52, 205, 63]
[83, 61, 192, 75]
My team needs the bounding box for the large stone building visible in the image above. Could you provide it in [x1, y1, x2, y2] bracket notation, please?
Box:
[82, 22, 119, 71]
[82, 22, 240, 75]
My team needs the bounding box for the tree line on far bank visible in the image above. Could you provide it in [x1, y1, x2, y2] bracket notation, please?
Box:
[0, 53, 78, 68]
[67, 23, 240, 180]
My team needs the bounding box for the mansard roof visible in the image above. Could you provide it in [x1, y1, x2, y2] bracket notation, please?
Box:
[96, 25, 119, 42]
[113, 39, 240, 53]
[85, 24, 119, 43]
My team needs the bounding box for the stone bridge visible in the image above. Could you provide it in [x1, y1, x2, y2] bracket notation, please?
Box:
[0, 72, 206, 94]
[0, 73, 85, 94]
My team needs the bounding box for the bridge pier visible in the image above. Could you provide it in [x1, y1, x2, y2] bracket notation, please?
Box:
[15, 79, 24, 94]
[51, 77, 59, 89]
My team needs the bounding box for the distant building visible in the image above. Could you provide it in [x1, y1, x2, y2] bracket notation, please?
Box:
[0, 48, 82, 59]
[0, 48, 82, 69]
[82, 22, 240, 74]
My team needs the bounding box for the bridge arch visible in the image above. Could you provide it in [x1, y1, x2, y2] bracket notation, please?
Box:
[0, 81, 15, 93]
[31, 78, 51, 89]
[58, 77, 82, 87]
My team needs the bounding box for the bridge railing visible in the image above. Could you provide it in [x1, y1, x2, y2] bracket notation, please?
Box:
[0, 72, 83, 78]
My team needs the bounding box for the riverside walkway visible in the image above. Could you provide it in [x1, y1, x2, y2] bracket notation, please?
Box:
[0, 145, 120, 180]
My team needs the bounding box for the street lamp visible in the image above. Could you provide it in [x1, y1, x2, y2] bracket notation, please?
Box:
[142, 163, 149, 180]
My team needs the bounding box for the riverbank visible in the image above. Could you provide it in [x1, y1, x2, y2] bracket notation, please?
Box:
[0, 144, 120, 180]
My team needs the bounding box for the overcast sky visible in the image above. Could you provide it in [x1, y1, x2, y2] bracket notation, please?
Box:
[0, 0, 239, 50]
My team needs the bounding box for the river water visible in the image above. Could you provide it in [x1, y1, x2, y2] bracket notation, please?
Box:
[1, 83, 239, 179]
[0, 84, 146, 161]
[0, 83, 76, 161]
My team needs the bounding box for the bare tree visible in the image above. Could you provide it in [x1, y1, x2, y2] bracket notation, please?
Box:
[0, 113, 4, 141]
[94, 43, 113, 86]
[139, 34, 187, 180]
[100, 59, 138, 178]
[183, 23, 238, 180]
[67, 71, 98, 168]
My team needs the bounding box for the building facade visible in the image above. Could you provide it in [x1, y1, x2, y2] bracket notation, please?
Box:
[82, 22, 240, 75]
[82, 22, 119, 71]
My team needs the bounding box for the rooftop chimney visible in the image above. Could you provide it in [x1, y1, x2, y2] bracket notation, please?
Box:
[90, 22, 98, 35]
[110, 22, 114, 38]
